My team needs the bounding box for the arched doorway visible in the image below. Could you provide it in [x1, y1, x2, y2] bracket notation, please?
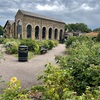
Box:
[35, 26, 39, 39]
[48, 28, 52, 39]
[59, 29, 63, 41]
[54, 28, 58, 39]
[42, 27, 46, 39]
[17, 20, 22, 39]
[27, 25, 32, 38]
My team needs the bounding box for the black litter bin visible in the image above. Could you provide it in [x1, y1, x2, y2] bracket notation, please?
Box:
[18, 45, 28, 62]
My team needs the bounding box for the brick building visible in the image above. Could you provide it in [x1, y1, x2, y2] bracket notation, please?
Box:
[4, 9, 65, 41]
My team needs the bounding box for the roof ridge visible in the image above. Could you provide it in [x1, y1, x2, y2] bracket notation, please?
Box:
[19, 9, 65, 23]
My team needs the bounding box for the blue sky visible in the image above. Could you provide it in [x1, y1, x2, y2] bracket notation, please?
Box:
[0, 0, 100, 29]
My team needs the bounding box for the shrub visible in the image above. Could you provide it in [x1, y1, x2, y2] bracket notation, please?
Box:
[31, 63, 75, 100]
[20, 39, 40, 54]
[20, 39, 34, 51]
[0, 77, 29, 100]
[0, 38, 5, 44]
[96, 32, 100, 42]
[57, 38, 100, 95]
[65, 36, 92, 48]
[3, 38, 15, 44]
[5, 41, 19, 54]
[40, 40, 58, 50]
[53, 40, 59, 46]
[47, 40, 54, 50]
[40, 40, 50, 49]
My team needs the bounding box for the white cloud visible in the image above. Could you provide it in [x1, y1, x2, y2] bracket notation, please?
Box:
[36, 4, 65, 11]
[36, 4, 57, 11]
[13, 0, 21, 3]
[8, 8, 18, 13]
[81, 3, 96, 11]
[0, 0, 100, 29]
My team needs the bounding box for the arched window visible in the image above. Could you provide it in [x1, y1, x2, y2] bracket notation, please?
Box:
[59, 29, 63, 41]
[17, 20, 22, 38]
[48, 28, 52, 39]
[27, 25, 32, 38]
[54, 28, 58, 39]
[35, 26, 39, 39]
[42, 27, 46, 39]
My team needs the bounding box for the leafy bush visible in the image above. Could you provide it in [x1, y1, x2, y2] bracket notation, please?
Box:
[3, 38, 15, 44]
[0, 38, 5, 44]
[47, 40, 55, 50]
[0, 77, 29, 100]
[3, 38, 58, 55]
[96, 32, 100, 42]
[20, 39, 34, 51]
[40, 40, 50, 49]
[5, 41, 19, 54]
[30, 36, 100, 98]
[1, 76, 100, 100]
[20, 39, 40, 54]
[31, 63, 75, 100]
[31, 63, 100, 100]
[53, 40, 59, 46]
[57, 37, 100, 95]
[40, 40, 58, 50]
[65, 36, 92, 48]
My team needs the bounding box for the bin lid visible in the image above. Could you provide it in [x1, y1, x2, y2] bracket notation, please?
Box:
[19, 45, 28, 48]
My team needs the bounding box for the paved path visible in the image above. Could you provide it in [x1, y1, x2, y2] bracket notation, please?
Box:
[0, 44, 65, 90]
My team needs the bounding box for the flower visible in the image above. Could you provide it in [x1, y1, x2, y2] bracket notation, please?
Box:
[10, 77, 17, 83]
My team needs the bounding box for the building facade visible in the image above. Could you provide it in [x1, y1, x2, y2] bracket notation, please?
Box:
[5, 10, 65, 41]
[4, 20, 15, 37]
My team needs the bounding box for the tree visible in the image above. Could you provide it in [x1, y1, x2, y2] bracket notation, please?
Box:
[0, 25, 4, 36]
[93, 28, 100, 32]
[96, 32, 100, 42]
[65, 23, 92, 33]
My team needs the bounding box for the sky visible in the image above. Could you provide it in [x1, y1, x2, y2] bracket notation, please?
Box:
[0, 0, 100, 29]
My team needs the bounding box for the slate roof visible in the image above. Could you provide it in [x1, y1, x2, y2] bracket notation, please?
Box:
[19, 9, 65, 24]
[8, 20, 14, 25]
[4, 20, 14, 28]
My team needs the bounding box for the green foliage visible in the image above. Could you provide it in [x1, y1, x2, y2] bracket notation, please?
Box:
[40, 40, 58, 50]
[31, 63, 75, 100]
[3, 38, 15, 44]
[20, 39, 58, 54]
[65, 23, 92, 33]
[0, 38, 5, 44]
[96, 32, 100, 42]
[0, 47, 5, 62]
[57, 36, 100, 95]
[3, 38, 58, 55]
[65, 36, 92, 48]
[40, 40, 50, 49]
[0, 25, 4, 35]
[0, 77, 29, 100]
[20, 39, 36, 51]
[65, 36, 77, 48]
[5, 41, 19, 54]
[93, 27, 100, 32]
[30, 36, 100, 99]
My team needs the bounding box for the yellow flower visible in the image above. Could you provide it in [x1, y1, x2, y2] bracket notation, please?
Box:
[10, 77, 17, 83]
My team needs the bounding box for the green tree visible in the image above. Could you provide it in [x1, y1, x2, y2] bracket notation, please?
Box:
[93, 27, 100, 32]
[65, 23, 92, 33]
[0, 25, 4, 36]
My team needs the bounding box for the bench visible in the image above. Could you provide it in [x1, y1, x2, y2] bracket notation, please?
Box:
[40, 46, 47, 54]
